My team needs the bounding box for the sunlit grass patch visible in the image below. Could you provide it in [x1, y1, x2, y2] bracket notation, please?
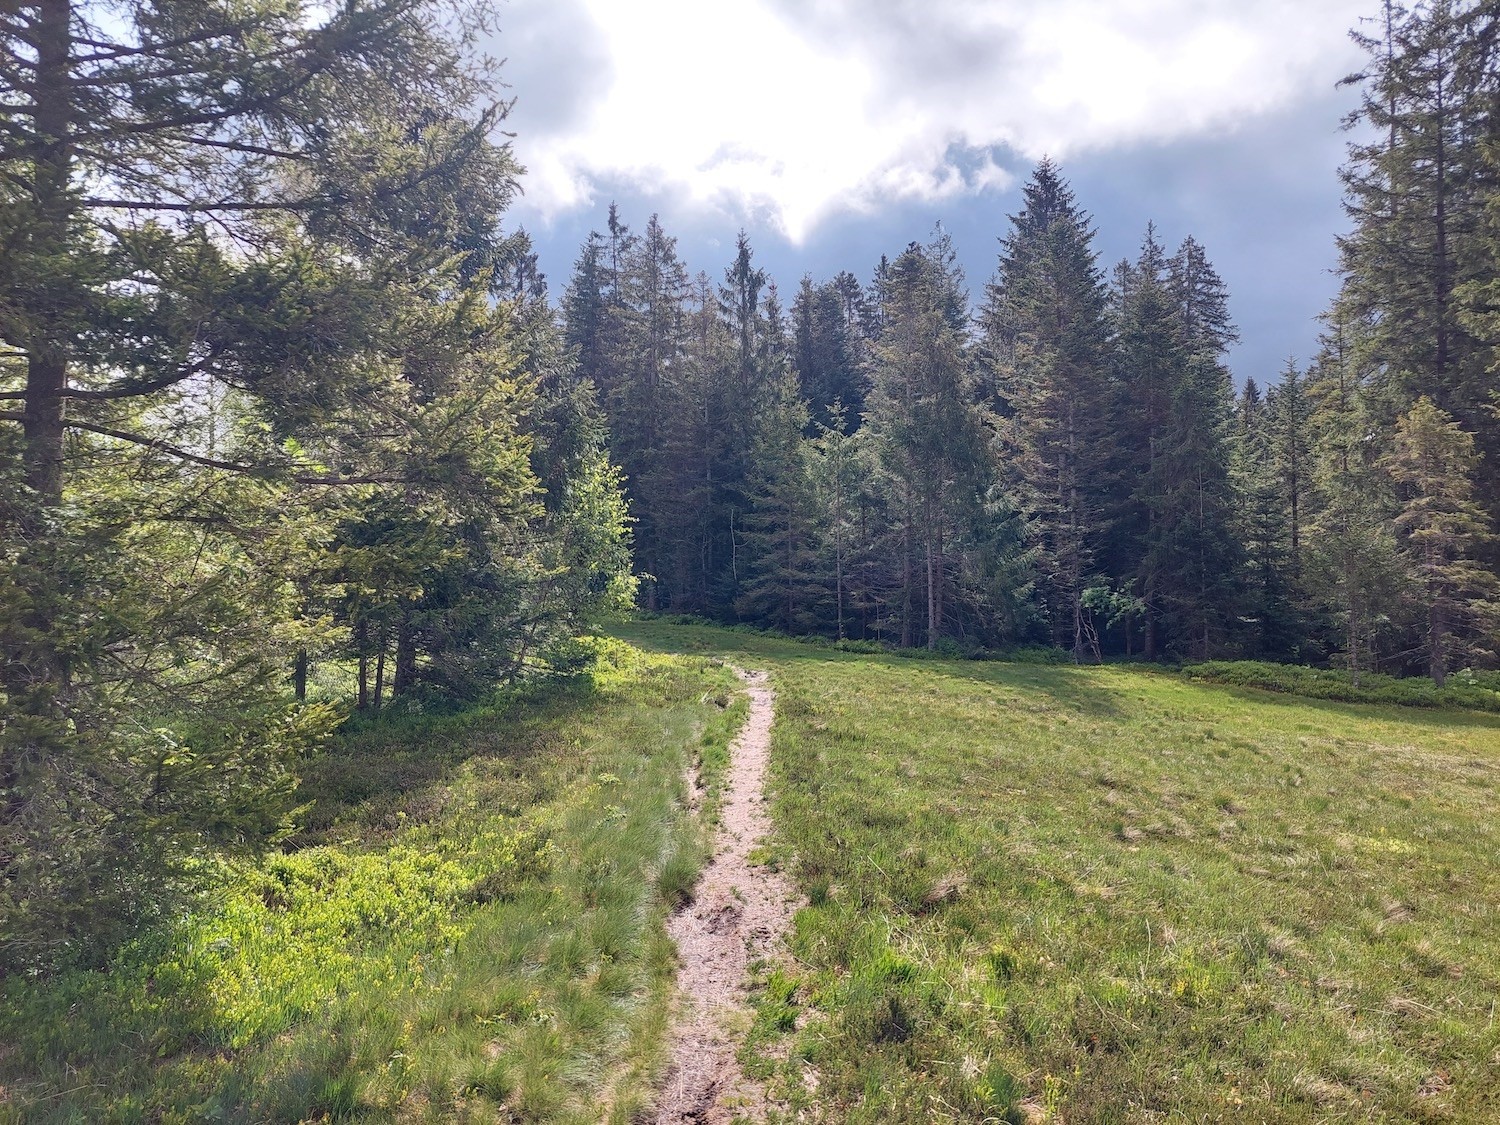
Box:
[0, 638, 742, 1123]
[618, 620, 1500, 1124]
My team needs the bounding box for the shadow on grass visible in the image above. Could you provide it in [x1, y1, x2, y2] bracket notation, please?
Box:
[0, 669, 614, 1123]
[1201, 679, 1500, 734]
[610, 619, 1129, 719]
[613, 618, 1500, 735]
[291, 671, 606, 843]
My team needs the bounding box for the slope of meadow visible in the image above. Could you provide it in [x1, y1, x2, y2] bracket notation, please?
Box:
[621, 621, 1500, 1124]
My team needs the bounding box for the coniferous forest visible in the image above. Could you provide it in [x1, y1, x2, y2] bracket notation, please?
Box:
[566, 0, 1500, 684]
[0, 1, 636, 971]
[2, 0, 1500, 1088]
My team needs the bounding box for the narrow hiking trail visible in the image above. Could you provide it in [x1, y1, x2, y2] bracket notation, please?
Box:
[653, 667, 798, 1124]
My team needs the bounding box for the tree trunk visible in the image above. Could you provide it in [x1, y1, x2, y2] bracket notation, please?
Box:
[900, 509, 913, 649]
[934, 519, 945, 649]
[1143, 579, 1158, 662]
[23, 351, 67, 507]
[926, 536, 936, 651]
[786, 506, 795, 633]
[22, 0, 74, 508]
[393, 618, 416, 695]
[357, 621, 369, 711]
[1429, 596, 1447, 687]
[1347, 558, 1361, 688]
[835, 533, 845, 642]
[1432, 71, 1450, 386]
[293, 649, 308, 703]
[1072, 591, 1084, 664]
[1288, 461, 1301, 581]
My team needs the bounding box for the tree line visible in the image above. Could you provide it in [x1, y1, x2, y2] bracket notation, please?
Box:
[0, 1, 632, 972]
[569, 0, 1500, 684]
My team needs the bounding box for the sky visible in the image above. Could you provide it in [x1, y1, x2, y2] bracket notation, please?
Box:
[489, 0, 1376, 386]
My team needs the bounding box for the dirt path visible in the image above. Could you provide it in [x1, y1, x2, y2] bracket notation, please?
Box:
[653, 667, 797, 1124]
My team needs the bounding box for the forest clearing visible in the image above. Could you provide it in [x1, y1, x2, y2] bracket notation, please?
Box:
[5, 623, 1498, 1122]
[6, 1, 1500, 1122]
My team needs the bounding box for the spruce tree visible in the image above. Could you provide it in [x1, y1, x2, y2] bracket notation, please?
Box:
[981, 160, 1117, 659]
[1337, 0, 1500, 494]
[1112, 226, 1184, 658]
[1267, 361, 1313, 583]
[1231, 380, 1302, 658]
[1107, 228, 1244, 659]
[809, 408, 866, 639]
[621, 214, 690, 608]
[737, 367, 822, 633]
[1386, 396, 1497, 684]
[792, 274, 869, 434]
[1165, 238, 1243, 657]
[867, 236, 990, 649]
[1303, 329, 1403, 683]
[0, 0, 551, 969]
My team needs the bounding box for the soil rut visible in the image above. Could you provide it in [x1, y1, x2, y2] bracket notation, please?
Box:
[653, 667, 796, 1124]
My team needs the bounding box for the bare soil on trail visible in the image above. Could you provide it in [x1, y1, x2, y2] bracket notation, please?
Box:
[652, 668, 798, 1124]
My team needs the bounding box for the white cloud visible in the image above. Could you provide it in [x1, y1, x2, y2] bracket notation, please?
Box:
[498, 0, 1369, 242]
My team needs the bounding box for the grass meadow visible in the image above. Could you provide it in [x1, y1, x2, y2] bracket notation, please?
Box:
[6, 621, 1499, 1124]
[619, 621, 1500, 1124]
[0, 640, 741, 1124]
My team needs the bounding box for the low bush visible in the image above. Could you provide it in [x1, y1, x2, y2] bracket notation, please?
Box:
[0, 641, 742, 1123]
[1186, 659, 1500, 711]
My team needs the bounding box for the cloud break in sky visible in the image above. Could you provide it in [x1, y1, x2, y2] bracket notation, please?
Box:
[497, 0, 1370, 243]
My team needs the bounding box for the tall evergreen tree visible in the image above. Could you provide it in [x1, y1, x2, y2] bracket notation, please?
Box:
[1303, 331, 1403, 682]
[1337, 0, 1500, 496]
[867, 236, 991, 649]
[621, 215, 690, 607]
[1267, 361, 1313, 583]
[737, 366, 822, 633]
[671, 271, 733, 610]
[1105, 228, 1245, 659]
[792, 274, 869, 433]
[1386, 396, 1497, 683]
[1231, 379, 1302, 658]
[1112, 227, 1183, 658]
[808, 407, 867, 639]
[982, 160, 1117, 659]
[0, 0, 561, 969]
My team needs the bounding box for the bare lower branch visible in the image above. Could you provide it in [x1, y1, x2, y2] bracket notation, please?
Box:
[57, 417, 411, 486]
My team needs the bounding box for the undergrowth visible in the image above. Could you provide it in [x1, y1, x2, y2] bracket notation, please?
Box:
[1187, 659, 1500, 711]
[0, 638, 743, 1124]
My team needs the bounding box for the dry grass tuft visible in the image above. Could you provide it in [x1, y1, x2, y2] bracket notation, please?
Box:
[922, 873, 967, 909]
[1266, 933, 1301, 961]
[1296, 1075, 1357, 1106]
[1419, 1070, 1454, 1098]
[1388, 995, 1434, 1019]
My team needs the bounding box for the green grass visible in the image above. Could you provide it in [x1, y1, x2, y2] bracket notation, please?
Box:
[618, 620, 1500, 1123]
[0, 638, 743, 1124]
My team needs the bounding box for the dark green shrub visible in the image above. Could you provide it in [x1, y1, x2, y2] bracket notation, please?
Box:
[1185, 660, 1500, 712]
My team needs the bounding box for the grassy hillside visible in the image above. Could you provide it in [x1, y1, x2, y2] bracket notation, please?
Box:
[620, 621, 1500, 1124]
[0, 640, 741, 1124]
